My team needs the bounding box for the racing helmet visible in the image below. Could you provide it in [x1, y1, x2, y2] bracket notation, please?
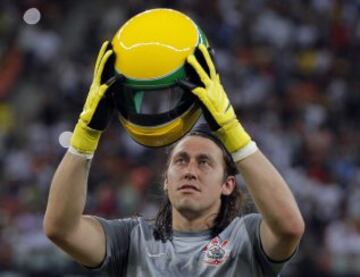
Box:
[111, 8, 209, 147]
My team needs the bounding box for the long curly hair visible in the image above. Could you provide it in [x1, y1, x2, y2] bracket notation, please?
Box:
[153, 126, 244, 242]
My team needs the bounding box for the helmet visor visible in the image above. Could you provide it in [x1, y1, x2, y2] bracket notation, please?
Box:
[115, 84, 198, 127]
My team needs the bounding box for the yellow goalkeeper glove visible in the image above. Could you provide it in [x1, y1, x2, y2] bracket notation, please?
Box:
[180, 44, 257, 160]
[70, 41, 119, 157]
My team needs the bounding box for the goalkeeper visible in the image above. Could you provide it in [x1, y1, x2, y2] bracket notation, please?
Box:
[44, 41, 304, 276]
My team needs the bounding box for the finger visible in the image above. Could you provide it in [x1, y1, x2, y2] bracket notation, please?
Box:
[104, 76, 117, 87]
[103, 74, 125, 98]
[187, 54, 211, 87]
[94, 41, 110, 76]
[191, 87, 207, 101]
[106, 74, 125, 87]
[95, 49, 113, 85]
[198, 44, 216, 79]
[191, 87, 215, 113]
[96, 75, 125, 109]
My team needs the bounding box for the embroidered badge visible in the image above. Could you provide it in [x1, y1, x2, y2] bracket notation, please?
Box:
[202, 237, 229, 266]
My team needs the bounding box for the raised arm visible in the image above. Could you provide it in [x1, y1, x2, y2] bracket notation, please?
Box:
[183, 44, 304, 261]
[43, 41, 118, 267]
[44, 152, 105, 267]
[236, 151, 304, 260]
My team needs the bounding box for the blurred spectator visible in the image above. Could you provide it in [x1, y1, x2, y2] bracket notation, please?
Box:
[325, 186, 360, 274]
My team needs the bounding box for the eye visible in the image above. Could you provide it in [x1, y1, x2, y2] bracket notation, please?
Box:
[174, 157, 186, 164]
[199, 159, 210, 166]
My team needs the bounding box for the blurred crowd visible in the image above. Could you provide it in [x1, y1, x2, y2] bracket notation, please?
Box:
[0, 0, 359, 275]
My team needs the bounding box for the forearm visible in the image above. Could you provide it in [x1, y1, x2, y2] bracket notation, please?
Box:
[44, 151, 91, 238]
[236, 150, 304, 237]
[42, 42, 114, 266]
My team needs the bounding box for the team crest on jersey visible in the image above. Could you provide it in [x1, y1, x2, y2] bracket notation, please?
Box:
[202, 237, 229, 266]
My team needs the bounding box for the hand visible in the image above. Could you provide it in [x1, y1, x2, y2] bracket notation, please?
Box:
[70, 41, 118, 156]
[181, 44, 255, 159]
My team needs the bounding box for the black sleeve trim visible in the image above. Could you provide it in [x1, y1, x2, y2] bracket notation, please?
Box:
[258, 231, 298, 264]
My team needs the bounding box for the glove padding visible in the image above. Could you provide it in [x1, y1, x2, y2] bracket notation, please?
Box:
[181, 44, 251, 153]
[71, 41, 118, 155]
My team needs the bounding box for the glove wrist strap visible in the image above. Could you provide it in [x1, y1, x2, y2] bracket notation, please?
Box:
[70, 120, 102, 155]
[215, 119, 251, 153]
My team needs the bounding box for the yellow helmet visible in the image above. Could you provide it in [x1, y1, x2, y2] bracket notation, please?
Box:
[111, 8, 209, 147]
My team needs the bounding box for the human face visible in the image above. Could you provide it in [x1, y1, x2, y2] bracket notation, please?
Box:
[164, 135, 235, 220]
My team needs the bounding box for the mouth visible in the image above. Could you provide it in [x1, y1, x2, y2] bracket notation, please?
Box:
[178, 184, 200, 192]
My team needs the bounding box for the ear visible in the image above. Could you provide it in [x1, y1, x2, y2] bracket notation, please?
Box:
[221, 176, 236, 196]
[163, 174, 168, 191]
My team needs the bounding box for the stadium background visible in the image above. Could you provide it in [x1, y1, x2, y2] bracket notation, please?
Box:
[0, 0, 359, 275]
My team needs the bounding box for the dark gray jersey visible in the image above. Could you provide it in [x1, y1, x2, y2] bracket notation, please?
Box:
[92, 214, 292, 276]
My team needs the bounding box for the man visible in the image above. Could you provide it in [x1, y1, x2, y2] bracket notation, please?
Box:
[44, 41, 304, 276]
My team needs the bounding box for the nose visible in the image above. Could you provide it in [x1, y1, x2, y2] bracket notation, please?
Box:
[184, 172, 196, 180]
[184, 160, 197, 180]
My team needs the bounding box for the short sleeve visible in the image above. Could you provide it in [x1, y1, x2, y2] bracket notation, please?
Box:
[243, 213, 294, 276]
[89, 217, 139, 276]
